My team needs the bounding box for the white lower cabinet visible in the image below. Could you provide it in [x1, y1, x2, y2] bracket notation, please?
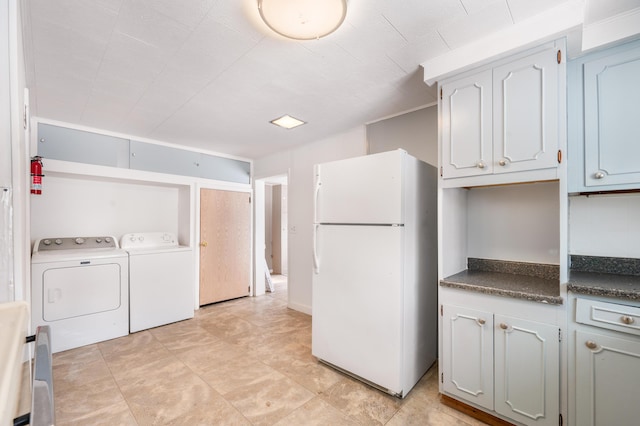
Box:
[571, 296, 640, 426]
[575, 330, 640, 426]
[442, 303, 560, 425]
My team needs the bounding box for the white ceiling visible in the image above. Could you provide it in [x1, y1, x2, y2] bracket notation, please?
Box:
[21, 0, 572, 160]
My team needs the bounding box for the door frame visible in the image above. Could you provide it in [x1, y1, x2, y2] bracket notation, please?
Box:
[253, 173, 288, 297]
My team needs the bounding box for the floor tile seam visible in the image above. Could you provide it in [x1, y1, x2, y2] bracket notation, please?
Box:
[221, 376, 317, 426]
[316, 379, 406, 425]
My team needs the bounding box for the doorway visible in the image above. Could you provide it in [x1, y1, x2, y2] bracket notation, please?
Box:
[254, 174, 288, 297]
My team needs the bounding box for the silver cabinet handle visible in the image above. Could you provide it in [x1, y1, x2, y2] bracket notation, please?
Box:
[586, 341, 598, 350]
[499, 323, 508, 330]
[498, 159, 508, 166]
[477, 318, 486, 325]
[476, 161, 485, 169]
[621, 316, 635, 325]
[594, 171, 605, 179]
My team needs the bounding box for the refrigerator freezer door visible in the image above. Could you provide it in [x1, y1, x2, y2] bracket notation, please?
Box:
[315, 150, 404, 225]
[312, 224, 403, 394]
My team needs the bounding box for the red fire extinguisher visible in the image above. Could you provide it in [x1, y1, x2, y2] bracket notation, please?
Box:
[31, 156, 44, 194]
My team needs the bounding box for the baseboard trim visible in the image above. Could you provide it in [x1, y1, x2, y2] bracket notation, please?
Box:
[440, 394, 514, 426]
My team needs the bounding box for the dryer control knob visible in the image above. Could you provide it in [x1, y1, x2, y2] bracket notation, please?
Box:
[75, 237, 85, 245]
[55, 239, 62, 245]
[130, 236, 136, 242]
[43, 239, 51, 246]
[96, 238, 102, 243]
[105, 237, 112, 243]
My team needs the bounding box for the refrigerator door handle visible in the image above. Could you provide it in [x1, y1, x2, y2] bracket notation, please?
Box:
[314, 175, 321, 224]
[313, 224, 320, 274]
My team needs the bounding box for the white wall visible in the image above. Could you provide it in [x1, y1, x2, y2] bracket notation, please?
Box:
[254, 127, 367, 314]
[30, 175, 183, 244]
[366, 105, 438, 167]
[466, 181, 560, 264]
[569, 193, 640, 258]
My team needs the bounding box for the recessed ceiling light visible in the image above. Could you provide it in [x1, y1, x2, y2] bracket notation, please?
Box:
[270, 115, 306, 129]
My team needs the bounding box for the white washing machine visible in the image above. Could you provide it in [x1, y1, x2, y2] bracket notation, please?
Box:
[31, 236, 129, 353]
[121, 232, 194, 333]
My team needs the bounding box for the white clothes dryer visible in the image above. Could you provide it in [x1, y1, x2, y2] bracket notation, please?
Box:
[121, 232, 194, 333]
[31, 236, 129, 353]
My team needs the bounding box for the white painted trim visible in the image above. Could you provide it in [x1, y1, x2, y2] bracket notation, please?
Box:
[287, 301, 311, 316]
[421, 0, 585, 85]
[365, 102, 438, 125]
[582, 7, 640, 51]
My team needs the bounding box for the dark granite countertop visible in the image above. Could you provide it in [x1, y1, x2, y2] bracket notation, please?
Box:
[440, 258, 562, 305]
[568, 255, 640, 301]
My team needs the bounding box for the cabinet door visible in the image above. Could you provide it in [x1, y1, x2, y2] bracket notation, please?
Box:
[494, 315, 559, 426]
[583, 45, 640, 188]
[37, 123, 130, 168]
[198, 153, 250, 184]
[130, 140, 201, 177]
[442, 304, 494, 410]
[576, 330, 640, 426]
[441, 70, 493, 179]
[493, 47, 560, 174]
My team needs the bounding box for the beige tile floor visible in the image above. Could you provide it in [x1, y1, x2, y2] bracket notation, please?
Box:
[51, 276, 486, 425]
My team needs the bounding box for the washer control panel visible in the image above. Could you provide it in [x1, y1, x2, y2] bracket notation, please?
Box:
[120, 232, 179, 249]
[36, 236, 118, 251]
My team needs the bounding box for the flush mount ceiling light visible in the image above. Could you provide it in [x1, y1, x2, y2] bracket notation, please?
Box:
[270, 115, 306, 129]
[258, 0, 348, 40]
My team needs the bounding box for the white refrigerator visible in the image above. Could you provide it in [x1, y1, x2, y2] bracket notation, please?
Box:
[312, 149, 438, 398]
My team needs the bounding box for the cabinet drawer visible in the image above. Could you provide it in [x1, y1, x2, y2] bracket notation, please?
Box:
[576, 298, 640, 336]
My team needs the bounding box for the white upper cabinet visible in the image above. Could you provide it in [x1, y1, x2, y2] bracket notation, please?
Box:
[568, 39, 640, 193]
[441, 70, 493, 178]
[583, 43, 640, 189]
[440, 42, 564, 185]
[493, 48, 560, 174]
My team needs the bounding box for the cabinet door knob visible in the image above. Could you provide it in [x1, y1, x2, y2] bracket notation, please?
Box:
[621, 316, 635, 325]
[499, 323, 508, 330]
[594, 171, 605, 179]
[498, 158, 508, 166]
[477, 318, 486, 325]
[199, 241, 208, 247]
[585, 340, 598, 350]
[476, 161, 485, 169]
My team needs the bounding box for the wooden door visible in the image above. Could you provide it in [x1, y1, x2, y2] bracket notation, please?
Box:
[199, 189, 251, 305]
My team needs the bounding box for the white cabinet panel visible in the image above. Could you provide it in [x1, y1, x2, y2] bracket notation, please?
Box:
[441, 70, 493, 178]
[441, 297, 561, 425]
[37, 123, 130, 168]
[584, 44, 640, 188]
[575, 330, 640, 426]
[198, 153, 250, 184]
[439, 42, 562, 184]
[442, 304, 494, 410]
[493, 49, 559, 174]
[130, 140, 201, 177]
[494, 315, 560, 426]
